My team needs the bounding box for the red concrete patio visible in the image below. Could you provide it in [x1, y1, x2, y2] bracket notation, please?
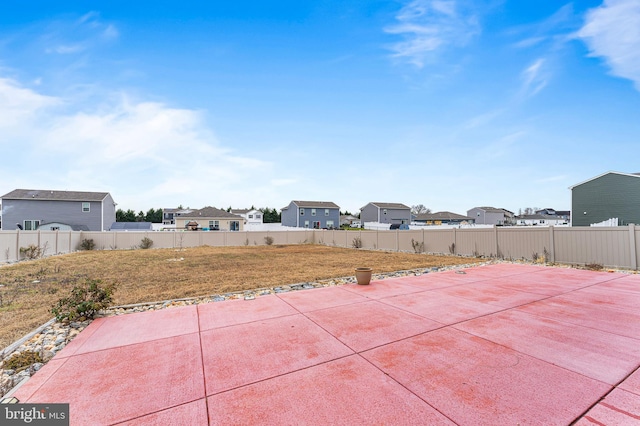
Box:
[11, 264, 640, 425]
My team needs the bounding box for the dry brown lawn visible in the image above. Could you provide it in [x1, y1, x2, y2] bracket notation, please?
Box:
[0, 244, 483, 349]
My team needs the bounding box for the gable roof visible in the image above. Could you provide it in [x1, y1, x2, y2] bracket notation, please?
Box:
[473, 206, 514, 215]
[179, 206, 242, 219]
[568, 171, 640, 189]
[364, 202, 411, 210]
[284, 200, 340, 209]
[414, 211, 472, 221]
[1, 189, 110, 202]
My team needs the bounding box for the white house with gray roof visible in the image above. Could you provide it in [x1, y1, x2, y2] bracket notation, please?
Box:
[231, 209, 263, 225]
[0, 189, 116, 231]
[360, 202, 411, 225]
[281, 200, 340, 229]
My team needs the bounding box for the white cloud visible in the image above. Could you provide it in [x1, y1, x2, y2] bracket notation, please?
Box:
[520, 58, 548, 97]
[384, 0, 481, 67]
[43, 11, 118, 55]
[577, 0, 640, 91]
[0, 78, 59, 131]
[0, 76, 276, 210]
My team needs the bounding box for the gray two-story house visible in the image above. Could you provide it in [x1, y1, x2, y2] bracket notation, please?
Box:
[281, 200, 340, 229]
[360, 202, 412, 225]
[0, 189, 116, 231]
[467, 207, 515, 226]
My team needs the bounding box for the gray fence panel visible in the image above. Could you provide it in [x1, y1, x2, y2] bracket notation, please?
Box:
[497, 227, 550, 261]
[422, 229, 455, 254]
[456, 228, 496, 256]
[554, 227, 631, 268]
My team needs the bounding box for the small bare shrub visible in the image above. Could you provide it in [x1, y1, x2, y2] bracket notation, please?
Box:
[448, 243, 456, 255]
[411, 239, 424, 254]
[139, 237, 154, 249]
[585, 262, 604, 271]
[3, 350, 43, 373]
[79, 238, 95, 251]
[19, 244, 43, 260]
[51, 278, 116, 322]
[352, 236, 362, 249]
[264, 236, 274, 246]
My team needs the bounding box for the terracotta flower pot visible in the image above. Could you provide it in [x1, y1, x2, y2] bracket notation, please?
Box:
[355, 267, 373, 285]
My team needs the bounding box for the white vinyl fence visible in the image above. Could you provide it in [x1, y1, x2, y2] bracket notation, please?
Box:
[0, 225, 638, 270]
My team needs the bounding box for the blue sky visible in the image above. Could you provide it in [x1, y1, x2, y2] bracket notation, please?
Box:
[1, 0, 639, 216]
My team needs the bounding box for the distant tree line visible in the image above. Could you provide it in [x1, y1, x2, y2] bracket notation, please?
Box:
[259, 207, 281, 223]
[116, 206, 282, 223]
[116, 208, 162, 223]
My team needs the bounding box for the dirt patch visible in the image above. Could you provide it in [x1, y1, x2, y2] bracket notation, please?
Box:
[0, 244, 482, 349]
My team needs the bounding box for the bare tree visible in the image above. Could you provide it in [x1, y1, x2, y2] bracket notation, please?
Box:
[411, 204, 432, 214]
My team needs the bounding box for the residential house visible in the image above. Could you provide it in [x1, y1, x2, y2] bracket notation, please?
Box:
[281, 201, 340, 229]
[570, 171, 640, 226]
[162, 208, 193, 225]
[231, 209, 263, 225]
[174, 207, 243, 231]
[467, 207, 515, 226]
[515, 214, 568, 226]
[360, 202, 411, 225]
[340, 214, 360, 227]
[535, 208, 571, 221]
[413, 211, 475, 225]
[0, 189, 116, 231]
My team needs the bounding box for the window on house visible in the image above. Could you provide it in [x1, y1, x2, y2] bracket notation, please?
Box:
[311, 209, 316, 216]
[209, 220, 220, 229]
[24, 220, 40, 230]
[248, 214, 253, 219]
[325, 209, 329, 216]
[82, 202, 90, 212]
[383, 209, 387, 215]
[230, 221, 240, 231]
[326, 220, 334, 228]
[304, 220, 309, 228]
[256, 214, 261, 219]
[300, 208, 305, 216]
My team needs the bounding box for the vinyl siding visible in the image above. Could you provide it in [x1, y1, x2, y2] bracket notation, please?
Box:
[281, 202, 339, 228]
[572, 173, 640, 226]
[1, 199, 107, 231]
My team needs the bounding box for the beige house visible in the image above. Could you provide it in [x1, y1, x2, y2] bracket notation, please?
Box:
[174, 207, 243, 231]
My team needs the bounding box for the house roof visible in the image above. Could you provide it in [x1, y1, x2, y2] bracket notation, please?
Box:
[1, 189, 110, 202]
[364, 202, 411, 210]
[568, 171, 640, 189]
[284, 201, 340, 209]
[414, 211, 472, 221]
[473, 206, 514, 215]
[110, 222, 153, 230]
[179, 207, 242, 219]
[40, 222, 90, 231]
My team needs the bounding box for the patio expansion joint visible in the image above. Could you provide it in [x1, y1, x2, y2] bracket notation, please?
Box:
[195, 308, 212, 426]
[204, 352, 356, 398]
[571, 363, 640, 424]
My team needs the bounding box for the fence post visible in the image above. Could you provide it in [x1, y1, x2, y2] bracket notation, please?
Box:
[452, 227, 456, 254]
[493, 226, 498, 257]
[15, 230, 20, 262]
[629, 224, 637, 270]
[548, 226, 556, 263]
